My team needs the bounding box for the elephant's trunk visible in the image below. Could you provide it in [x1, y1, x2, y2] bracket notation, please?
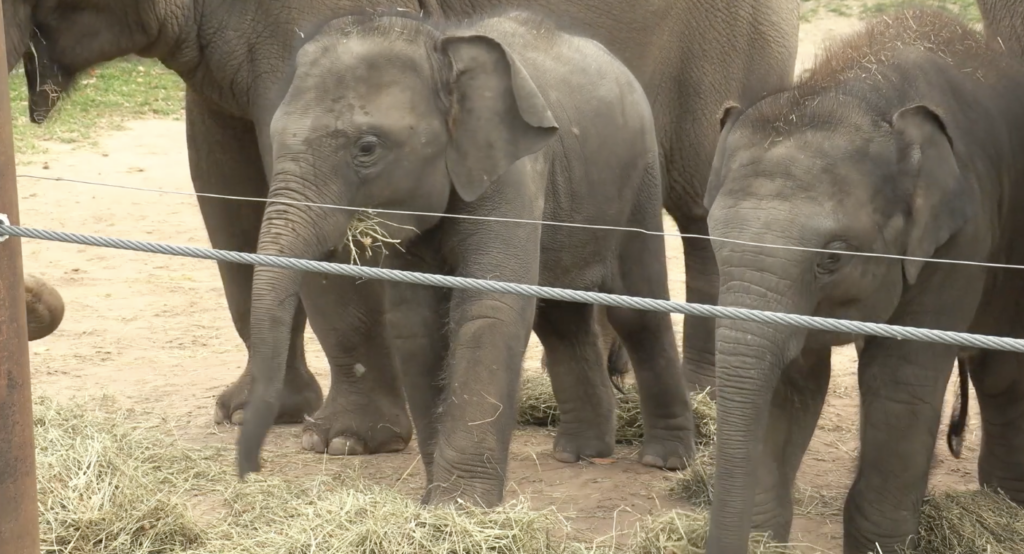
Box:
[706, 285, 807, 553]
[237, 182, 351, 476]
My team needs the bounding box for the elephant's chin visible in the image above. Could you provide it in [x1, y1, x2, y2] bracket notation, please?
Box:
[24, 274, 65, 341]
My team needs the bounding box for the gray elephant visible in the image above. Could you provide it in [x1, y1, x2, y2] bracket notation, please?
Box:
[977, 0, 1024, 59]
[700, 9, 1024, 554]
[6, 0, 799, 459]
[239, 8, 695, 507]
[24, 273, 64, 341]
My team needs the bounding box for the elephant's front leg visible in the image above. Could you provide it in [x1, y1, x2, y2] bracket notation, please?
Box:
[184, 91, 323, 425]
[298, 271, 412, 456]
[844, 339, 957, 553]
[425, 288, 537, 508]
[750, 346, 831, 542]
[384, 253, 451, 482]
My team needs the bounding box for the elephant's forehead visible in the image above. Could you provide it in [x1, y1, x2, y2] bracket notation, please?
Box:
[285, 39, 438, 122]
[295, 35, 429, 83]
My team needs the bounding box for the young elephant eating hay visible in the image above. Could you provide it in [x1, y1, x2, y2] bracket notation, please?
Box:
[701, 9, 1024, 554]
[238, 9, 697, 508]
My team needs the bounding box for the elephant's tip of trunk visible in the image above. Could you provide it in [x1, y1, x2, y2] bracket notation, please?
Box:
[235, 396, 281, 478]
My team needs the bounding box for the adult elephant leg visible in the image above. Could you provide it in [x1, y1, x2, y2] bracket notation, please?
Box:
[299, 270, 412, 456]
[749, 346, 831, 541]
[606, 204, 696, 469]
[534, 301, 616, 463]
[676, 215, 719, 396]
[968, 350, 1024, 504]
[844, 339, 956, 553]
[383, 252, 450, 483]
[185, 90, 323, 425]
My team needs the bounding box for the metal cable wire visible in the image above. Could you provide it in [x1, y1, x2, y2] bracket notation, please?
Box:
[18, 173, 1024, 271]
[3, 222, 1024, 353]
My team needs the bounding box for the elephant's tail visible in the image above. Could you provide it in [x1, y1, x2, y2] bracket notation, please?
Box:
[946, 354, 971, 459]
[606, 337, 631, 396]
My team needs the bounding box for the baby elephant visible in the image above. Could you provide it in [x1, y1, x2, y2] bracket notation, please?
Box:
[25, 273, 64, 341]
[238, 8, 697, 508]
[701, 9, 1024, 554]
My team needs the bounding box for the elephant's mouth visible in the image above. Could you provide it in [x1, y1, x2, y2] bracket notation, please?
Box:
[22, 28, 70, 125]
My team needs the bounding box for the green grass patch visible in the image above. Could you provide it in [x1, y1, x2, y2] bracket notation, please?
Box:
[8, 58, 184, 158]
[801, 0, 981, 23]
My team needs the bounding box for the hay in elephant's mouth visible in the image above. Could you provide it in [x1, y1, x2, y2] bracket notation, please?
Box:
[344, 211, 414, 265]
[516, 371, 717, 447]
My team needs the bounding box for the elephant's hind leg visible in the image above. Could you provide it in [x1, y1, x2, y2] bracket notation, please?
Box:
[968, 350, 1024, 503]
[533, 301, 617, 463]
[185, 91, 323, 425]
[605, 217, 696, 470]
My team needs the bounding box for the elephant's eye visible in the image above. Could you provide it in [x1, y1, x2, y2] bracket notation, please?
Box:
[816, 241, 851, 277]
[353, 136, 381, 164]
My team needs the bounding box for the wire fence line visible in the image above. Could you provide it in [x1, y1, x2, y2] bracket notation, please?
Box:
[4, 221, 1024, 354]
[17, 173, 1024, 272]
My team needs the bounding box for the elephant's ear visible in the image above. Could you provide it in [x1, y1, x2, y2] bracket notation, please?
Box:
[892, 104, 975, 285]
[703, 102, 744, 211]
[439, 34, 559, 202]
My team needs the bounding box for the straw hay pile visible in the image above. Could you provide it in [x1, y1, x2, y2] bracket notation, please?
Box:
[516, 372, 716, 448]
[33, 392, 1024, 553]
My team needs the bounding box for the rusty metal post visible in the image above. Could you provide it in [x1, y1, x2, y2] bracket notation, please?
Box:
[0, 1, 42, 552]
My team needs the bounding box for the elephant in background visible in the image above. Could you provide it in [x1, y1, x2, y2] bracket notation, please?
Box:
[542, 305, 633, 393]
[700, 9, 1024, 554]
[5, 0, 799, 460]
[24, 273, 63, 341]
[977, 0, 1024, 59]
[240, 8, 696, 507]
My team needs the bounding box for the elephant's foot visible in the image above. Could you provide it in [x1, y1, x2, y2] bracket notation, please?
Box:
[552, 427, 615, 463]
[214, 365, 323, 425]
[978, 446, 1024, 504]
[300, 381, 412, 456]
[843, 489, 920, 554]
[421, 448, 504, 508]
[638, 427, 695, 470]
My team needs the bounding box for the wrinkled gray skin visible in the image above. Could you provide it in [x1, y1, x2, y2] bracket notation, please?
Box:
[978, 0, 1024, 60]
[3, 0, 799, 460]
[241, 10, 696, 507]
[701, 10, 1024, 554]
[24, 273, 64, 341]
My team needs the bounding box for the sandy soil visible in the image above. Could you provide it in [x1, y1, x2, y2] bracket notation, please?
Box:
[14, 11, 985, 553]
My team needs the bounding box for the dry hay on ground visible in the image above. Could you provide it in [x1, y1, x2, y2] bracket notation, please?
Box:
[34, 396, 581, 554]
[516, 372, 716, 448]
[912, 488, 1024, 554]
[34, 395, 1023, 553]
[668, 431, 1023, 553]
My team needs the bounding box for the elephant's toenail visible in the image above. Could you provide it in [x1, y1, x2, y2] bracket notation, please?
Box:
[552, 450, 580, 464]
[301, 430, 322, 452]
[641, 454, 665, 468]
[328, 436, 366, 456]
[353, 363, 366, 377]
[230, 410, 245, 425]
[213, 406, 226, 424]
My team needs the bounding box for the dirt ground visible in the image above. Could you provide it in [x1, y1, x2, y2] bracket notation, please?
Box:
[14, 10, 985, 554]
